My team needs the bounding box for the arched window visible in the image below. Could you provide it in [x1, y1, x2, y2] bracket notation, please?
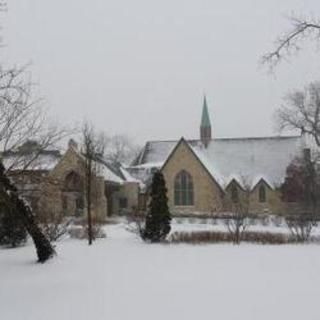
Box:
[64, 171, 83, 191]
[174, 170, 194, 206]
[231, 185, 239, 203]
[259, 185, 266, 203]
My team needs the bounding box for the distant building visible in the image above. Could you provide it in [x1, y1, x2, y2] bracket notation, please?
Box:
[2, 140, 140, 221]
[129, 97, 310, 216]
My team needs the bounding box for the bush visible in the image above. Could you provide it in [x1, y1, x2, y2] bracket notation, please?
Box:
[40, 214, 73, 242]
[68, 223, 106, 240]
[0, 208, 27, 248]
[168, 230, 291, 245]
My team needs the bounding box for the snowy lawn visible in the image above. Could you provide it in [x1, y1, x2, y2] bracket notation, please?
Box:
[1, 223, 320, 320]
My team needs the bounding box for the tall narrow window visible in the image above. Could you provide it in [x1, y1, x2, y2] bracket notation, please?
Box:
[231, 185, 239, 203]
[174, 170, 194, 206]
[259, 185, 266, 203]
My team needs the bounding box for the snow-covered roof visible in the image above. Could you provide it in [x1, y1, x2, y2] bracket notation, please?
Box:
[2, 152, 61, 172]
[130, 135, 307, 190]
[95, 158, 142, 185]
[99, 164, 124, 184]
[120, 166, 140, 183]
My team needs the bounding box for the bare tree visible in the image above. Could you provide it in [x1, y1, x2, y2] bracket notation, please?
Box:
[36, 176, 73, 242]
[262, 16, 320, 67]
[0, 65, 70, 172]
[224, 178, 252, 244]
[275, 82, 320, 147]
[82, 122, 106, 245]
[105, 134, 140, 165]
[0, 65, 70, 261]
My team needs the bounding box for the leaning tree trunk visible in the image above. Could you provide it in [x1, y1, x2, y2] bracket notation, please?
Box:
[0, 162, 55, 263]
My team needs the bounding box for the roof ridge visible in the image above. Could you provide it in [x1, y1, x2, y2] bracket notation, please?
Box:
[144, 135, 301, 144]
[212, 135, 301, 141]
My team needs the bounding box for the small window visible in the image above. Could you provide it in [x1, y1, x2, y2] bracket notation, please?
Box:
[259, 185, 266, 203]
[119, 197, 128, 209]
[231, 185, 239, 203]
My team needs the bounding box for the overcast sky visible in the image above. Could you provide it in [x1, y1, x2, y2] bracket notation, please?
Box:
[2, 0, 320, 144]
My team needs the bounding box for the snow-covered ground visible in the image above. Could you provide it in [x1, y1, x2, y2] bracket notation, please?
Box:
[1, 223, 320, 320]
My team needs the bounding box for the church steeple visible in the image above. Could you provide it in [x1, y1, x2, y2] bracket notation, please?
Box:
[200, 95, 212, 148]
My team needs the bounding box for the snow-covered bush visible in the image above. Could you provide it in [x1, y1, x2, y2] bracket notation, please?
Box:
[168, 230, 291, 245]
[68, 223, 106, 240]
[40, 215, 73, 242]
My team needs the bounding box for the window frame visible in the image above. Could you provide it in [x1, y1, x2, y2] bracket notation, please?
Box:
[258, 185, 267, 203]
[231, 185, 239, 203]
[174, 170, 194, 206]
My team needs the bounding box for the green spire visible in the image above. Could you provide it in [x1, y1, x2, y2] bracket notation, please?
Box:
[201, 95, 211, 128]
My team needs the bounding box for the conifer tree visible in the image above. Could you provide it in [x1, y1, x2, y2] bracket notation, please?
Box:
[143, 171, 171, 242]
[0, 162, 55, 262]
[0, 205, 27, 247]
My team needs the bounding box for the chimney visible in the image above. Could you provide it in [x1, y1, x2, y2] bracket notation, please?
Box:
[68, 139, 78, 150]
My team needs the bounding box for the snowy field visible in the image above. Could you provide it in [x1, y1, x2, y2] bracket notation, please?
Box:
[1, 223, 320, 320]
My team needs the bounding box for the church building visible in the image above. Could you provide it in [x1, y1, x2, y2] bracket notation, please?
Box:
[129, 97, 308, 216]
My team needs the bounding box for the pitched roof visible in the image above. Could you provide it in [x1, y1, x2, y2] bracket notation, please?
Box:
[96, 157, 140, 185]
[129, 135, 305, 189]
[2, 151, 62, 172]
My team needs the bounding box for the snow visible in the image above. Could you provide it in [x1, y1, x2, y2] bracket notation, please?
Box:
[201, 136, 302, 188]
[190, 143, 226, 187]
[249, 174, 275, 190]
[141, 141, 176, 164]
[120, 166, 146, 189]
[131, 136, 304, 189]
[127, 162, 164, 185]
[3, 153, 61, 171]
[129, 161, 164, 169]
[1, 223, 320, 320]
[98, 163, 124, 184]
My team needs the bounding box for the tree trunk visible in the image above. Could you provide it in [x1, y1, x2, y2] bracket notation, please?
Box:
[86, 157, 93, 245]
[0, 163, 55, 262]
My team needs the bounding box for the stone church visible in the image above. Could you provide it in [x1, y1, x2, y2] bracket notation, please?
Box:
[2, 98, 312, 220]
[129, 97, 309, 216]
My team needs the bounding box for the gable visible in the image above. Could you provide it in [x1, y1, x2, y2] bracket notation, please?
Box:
[50, 147, 85, 179]
[161, 138, 224, 194]
[134, 135, 304, 188]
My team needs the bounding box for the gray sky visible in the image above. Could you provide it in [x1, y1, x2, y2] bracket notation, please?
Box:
[2, 0, 320, 144]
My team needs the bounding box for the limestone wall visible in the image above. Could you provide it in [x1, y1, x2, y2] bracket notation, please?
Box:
[162, 141, 224, 215]
[112, 182, 140, 215]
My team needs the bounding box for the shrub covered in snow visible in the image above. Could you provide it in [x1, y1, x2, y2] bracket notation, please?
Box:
[168, 230, 291, 245]
[68, 223, 106, 240]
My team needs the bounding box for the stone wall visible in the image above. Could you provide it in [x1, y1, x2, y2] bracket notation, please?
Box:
[43, 147, 108, 221]
[162, 141, 224, 215]
[112, 182, 140, 215]
[248, 182, 285, 215]
[161, 140, 287, 216]
[223, 180, 285, 216]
